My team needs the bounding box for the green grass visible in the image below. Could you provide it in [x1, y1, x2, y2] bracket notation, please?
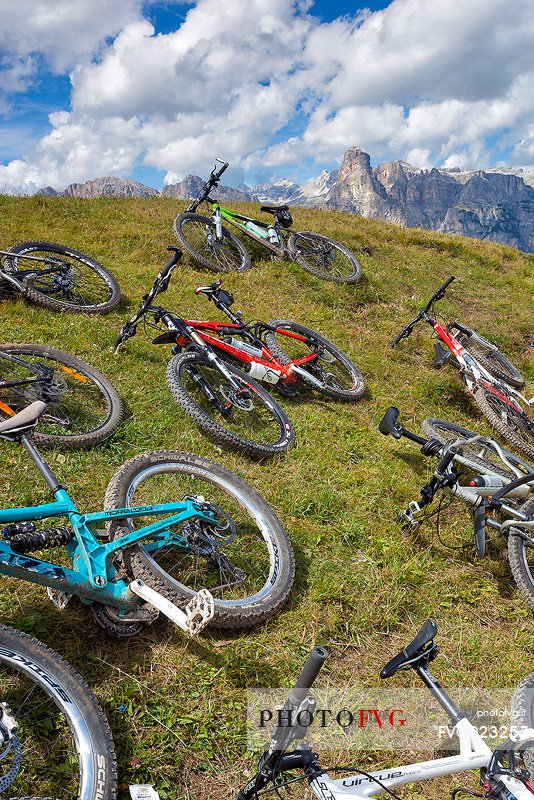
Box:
[0, 195, 533, 799]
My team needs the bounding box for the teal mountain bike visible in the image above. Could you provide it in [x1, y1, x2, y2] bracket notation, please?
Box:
[173, 159, 362, 284]
[0, 401, 294, 637]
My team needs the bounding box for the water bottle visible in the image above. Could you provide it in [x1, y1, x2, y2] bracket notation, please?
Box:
[267, 226, 279, 244]
[224, 337, 264, 358]
[247, 362, 279, 384]
[245, 221, 269, 239]
[468, 475, 508, 488]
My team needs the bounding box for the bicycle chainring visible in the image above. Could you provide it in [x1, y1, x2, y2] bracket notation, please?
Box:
[92, 602, 158, 638]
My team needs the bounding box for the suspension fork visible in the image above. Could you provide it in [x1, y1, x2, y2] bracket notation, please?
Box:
[162, 313, 250, 403]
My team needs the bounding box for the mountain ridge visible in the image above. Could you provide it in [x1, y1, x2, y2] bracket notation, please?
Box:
[30, 147, 534, 252]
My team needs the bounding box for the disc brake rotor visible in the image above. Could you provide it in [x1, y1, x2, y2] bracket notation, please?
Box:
[219, 384, 254, 411]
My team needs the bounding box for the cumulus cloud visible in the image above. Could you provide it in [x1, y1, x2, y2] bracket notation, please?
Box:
[0, 0, 533, 192]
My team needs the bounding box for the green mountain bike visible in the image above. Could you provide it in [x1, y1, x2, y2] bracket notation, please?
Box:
[173, 159, 362, 284]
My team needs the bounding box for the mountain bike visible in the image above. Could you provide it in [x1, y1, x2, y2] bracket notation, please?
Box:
[173, 159, 362, 284]
[114, 249, 364, 457]
[236, 620, 534, 800]
[0, 241, 120, 313]
[0, 622, 116, 800]
[0, 400, 294, 636]
[0, 343, 123, 447]
[392, 276, 534, 460]
[379, 406, 534, 609]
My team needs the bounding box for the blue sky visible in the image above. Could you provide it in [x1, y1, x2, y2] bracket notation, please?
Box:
[0, 0, 533, 192]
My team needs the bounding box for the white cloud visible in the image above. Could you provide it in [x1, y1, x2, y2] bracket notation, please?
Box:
[1, 0, 534, 191]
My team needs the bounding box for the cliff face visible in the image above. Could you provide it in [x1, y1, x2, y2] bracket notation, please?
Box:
[320, 147, 534, 252]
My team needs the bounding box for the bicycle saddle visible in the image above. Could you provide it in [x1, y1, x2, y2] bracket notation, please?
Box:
[260, 204, 289, 213]
[0, 401, 47, 437]
[380, 619, 438, 679]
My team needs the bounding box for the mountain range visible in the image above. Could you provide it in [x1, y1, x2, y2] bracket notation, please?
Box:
[35, 147, 534, 252]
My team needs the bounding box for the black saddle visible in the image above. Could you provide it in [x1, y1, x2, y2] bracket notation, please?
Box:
[380, 619, 438, 679]
[260, 204, 290, 214]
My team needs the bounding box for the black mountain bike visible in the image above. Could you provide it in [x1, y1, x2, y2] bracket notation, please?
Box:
[0, 241, 120, 313]
[173, 159, 363, 284]
[0, 343, 123, 447]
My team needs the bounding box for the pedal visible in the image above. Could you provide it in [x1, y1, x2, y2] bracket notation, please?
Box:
[46, 587, 72, 610]
[184, 588, 215, 635]
[396, 500, 422, 527]
[129, 580, 214, 635]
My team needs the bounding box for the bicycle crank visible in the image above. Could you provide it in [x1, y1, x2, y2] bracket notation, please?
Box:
[129, 580, 215, 635]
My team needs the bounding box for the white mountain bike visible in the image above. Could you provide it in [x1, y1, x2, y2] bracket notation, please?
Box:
[237, 620, 534, 800]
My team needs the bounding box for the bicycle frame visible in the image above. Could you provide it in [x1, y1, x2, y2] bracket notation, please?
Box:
[0, 250, 69, 292]
[209, 202, 289, 256]
[172, 317, 319, 387]
[308, 721, 534, 800]
[0, 435, 219, 612]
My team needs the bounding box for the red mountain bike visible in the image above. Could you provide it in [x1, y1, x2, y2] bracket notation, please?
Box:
[114, 248, 364, 458]
[392, 276, 534, 460]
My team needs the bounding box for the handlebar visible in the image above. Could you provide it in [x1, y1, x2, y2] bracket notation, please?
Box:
[210, 158, 229, 181]
[187, 160, 229, 211]
[114, 247, 182, 352]
[422, 275, 456, 313]
[391, 276, 456, 347]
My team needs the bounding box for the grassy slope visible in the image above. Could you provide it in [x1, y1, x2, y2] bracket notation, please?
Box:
[0, 195, 533, 798]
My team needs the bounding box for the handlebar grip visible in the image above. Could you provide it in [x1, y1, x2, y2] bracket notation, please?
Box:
[441, 275, 456, 291]
[215, 160, 229, 177]
[429, 275, 456, 303]
[292, 646, 329, 691]
[161, 246, 182, 275]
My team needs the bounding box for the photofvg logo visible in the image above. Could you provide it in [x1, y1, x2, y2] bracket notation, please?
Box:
[247, 688, 531, 752]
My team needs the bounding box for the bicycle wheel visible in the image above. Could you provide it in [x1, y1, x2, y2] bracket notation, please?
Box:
[508, 497, 534, 611]
[0, 623, 116, 800]
[264, 320, 364, 400]
[473, 385, 534, 461]
[173, 213, 251, 272]
[510, 674, 534, 773]
[452, 327, 525, 389]
[166, 350, 294, 458]
[421, 418, 534, 480]
[0, 343, 123, 448]
[287, 231, 361, 284]
[5, 242, 120, 314]
[104, 450, 295, 628]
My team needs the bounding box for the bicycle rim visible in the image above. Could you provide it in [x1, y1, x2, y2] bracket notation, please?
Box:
[421, 419, 530, 480]
[0, 638, 100, 798]
[289, 233, 360, 282]
[178, 217, 246, 271]
[266, 323, 362, 395]
[0, 347, 116, 443]
[120, 463, 280, 605]
[484, 392, 534, 453]
[7, 244, 115, 310]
